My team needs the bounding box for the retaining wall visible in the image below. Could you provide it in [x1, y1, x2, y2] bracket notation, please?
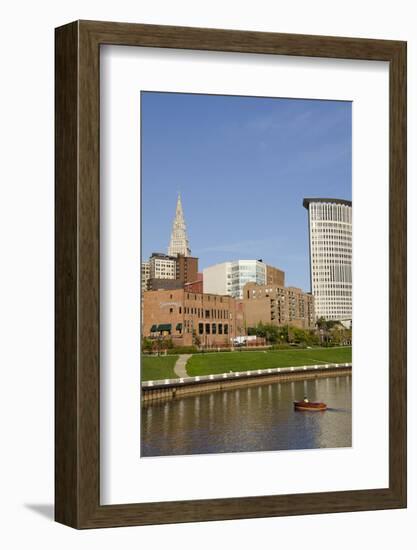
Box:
[142, 363, 352, 403]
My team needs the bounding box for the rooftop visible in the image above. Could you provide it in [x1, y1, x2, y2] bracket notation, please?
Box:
[303, 198, 352, 209]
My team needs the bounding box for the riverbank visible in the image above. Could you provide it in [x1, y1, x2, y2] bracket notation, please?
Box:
[141, 355, 179, 381]
[142, 363, 352, 403]
[141, 346, 352, 381]
[187, 347, 351, 376]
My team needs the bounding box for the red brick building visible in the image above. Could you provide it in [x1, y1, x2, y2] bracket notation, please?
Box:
[184, 272, 203, 294]
[143, 288, 237, 347]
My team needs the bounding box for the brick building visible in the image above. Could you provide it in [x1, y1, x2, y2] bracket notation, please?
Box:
[184, 272, 203, 294]
[176, 255, 198, 285]
[242, 282, 315, 330]
[143, 289, 237, 347]
[266, 264, 285, 287]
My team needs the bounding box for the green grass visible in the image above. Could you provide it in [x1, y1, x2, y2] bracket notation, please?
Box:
[141, 355, 179, 381]
[186, 347, 352, 376]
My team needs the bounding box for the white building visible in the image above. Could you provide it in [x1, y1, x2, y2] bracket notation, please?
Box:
[149, 253, 176, 280]
[303, 198, 352, 321]
[141, 261, 150, 292]
[203, 260, 267, 299]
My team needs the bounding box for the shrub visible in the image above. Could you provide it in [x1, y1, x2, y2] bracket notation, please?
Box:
[166, 346, 198, 354]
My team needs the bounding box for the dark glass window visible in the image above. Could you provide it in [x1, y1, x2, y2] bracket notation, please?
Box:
[218, 324, 223, 334]
[212, 323, 217, 334]
[205, 323, 210, 334]
[199, 323, 203, 335]
[224, 324, 229, 334]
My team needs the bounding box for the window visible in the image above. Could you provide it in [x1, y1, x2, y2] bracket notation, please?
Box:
[199, 323, 203, 335]
[224, 324, 228, 334]
[169, 308, 173, 313]
[218, 324, 223, 334]
[212, 323, 217, 334]
[205, 323, 210, 334]
[179, 307, 182, 314]
[205, 309, 210, 318]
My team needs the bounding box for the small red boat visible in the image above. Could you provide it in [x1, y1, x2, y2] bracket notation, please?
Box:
[294, 400, 327, 411]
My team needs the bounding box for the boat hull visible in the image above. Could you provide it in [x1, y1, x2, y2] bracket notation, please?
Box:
[294, 401, 327, 411]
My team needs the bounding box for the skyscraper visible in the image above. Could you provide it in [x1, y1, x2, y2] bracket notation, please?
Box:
[303, 198, 352, 322]
[168, 193, 191, 257]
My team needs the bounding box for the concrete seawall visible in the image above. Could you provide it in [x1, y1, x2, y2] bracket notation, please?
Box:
[142, 363, 352, 403]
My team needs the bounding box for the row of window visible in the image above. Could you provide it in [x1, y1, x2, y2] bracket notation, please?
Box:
[165, 293, 226, 304]
[310, 204, 352, 223]
[167, 305, 231, 320]
[198, 323, 229, 335]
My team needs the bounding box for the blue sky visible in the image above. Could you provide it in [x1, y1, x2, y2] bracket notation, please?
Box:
[141, 92, 351, 291]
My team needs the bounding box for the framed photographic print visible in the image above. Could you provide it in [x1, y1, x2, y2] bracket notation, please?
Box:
[55, 20, 406, 528]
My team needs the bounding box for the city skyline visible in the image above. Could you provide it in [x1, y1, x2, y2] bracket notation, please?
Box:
[141, 91, 352, 291]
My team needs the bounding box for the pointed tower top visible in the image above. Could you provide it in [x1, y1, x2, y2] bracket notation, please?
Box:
[168, 193, 191, 257]
[176, 193, 183, 214]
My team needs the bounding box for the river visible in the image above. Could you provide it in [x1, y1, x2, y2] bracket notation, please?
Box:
[141, 374, 352, 457]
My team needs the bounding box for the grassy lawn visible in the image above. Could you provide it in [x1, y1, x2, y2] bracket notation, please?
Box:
[187, 347, 352, 377]
[141, 355, 179, 381]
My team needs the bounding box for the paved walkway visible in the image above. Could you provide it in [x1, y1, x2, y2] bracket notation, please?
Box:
[174, 354, 192, 378]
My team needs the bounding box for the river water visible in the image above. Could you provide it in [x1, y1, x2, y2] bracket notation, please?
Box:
[141, 375, 352, 457]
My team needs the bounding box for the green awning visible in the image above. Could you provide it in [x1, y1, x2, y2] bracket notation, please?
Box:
[150, 324, 158, 332]
[158, 324, 172, 332]
[176, 323, 182, 331]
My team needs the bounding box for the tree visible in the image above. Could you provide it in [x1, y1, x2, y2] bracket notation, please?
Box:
[253, 322, 281, 344]
[192, 330, 201, 347]
[152, 336, 163, 355]
[142, 338, 153, 352]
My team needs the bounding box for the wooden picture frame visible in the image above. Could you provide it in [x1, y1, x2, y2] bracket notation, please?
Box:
[55, 20, 407, 528]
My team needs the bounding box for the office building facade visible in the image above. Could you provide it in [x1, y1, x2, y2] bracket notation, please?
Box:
[203, 260, 284, 299]
[303, 198, 352, 321]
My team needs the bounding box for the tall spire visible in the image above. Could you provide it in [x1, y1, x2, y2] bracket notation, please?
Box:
[168, 193, 191, 257]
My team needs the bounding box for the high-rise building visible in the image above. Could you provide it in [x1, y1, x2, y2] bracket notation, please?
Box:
[168, 193, 191, 257]
[203, 260, 284, 299]
[303, 198, 352, 321]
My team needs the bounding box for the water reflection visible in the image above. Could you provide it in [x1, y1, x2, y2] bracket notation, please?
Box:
[141, 375, 352, 457]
